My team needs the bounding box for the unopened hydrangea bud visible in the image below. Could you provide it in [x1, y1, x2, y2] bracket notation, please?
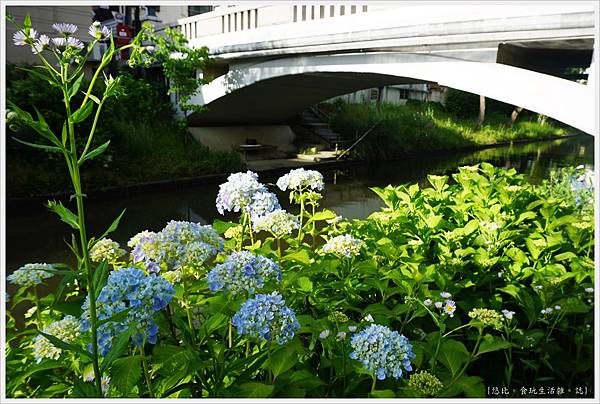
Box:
[408, 370, 443, 397]
[468, 308, 503, 330]
[327, 311, 349, 323]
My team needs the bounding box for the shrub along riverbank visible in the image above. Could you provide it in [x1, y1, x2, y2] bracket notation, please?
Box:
[6, 65, 244, 198]
[325, 93, 572, 161]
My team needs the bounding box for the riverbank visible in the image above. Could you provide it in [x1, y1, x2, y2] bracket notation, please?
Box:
[6, 134, 586, 209]
[6, 135, 593, 272]
[325, 99, 574, 160]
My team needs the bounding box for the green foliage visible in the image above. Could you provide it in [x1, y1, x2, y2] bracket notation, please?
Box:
[129, 22, 211, 115]
[327, 99, 570, 161]
[445, 88, 514, 118]
[6, 68, 243, 197]
[7, 163, 594, 398]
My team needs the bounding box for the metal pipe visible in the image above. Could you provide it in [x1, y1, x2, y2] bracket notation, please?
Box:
[336, 121, 378, 160]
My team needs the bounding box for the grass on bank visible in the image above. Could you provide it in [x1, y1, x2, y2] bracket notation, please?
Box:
[6, 66, 245, 198]
[325, 98, 571, 161]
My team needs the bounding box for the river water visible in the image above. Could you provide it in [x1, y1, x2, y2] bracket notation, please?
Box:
[5, 135, 594, 276]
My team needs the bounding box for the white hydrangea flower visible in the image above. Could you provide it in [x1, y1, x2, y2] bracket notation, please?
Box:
[90, 238, 126, 263]
[276, 168, 324, 191]
[252, 209, 299, 237]
[8, 263, 55, 288]
[33, 316, 81, 363]
[321, 234, 364, 258]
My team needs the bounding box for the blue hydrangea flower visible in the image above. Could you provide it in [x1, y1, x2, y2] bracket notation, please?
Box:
[160, 221, 224, 269]
[232, 292, 300, 345]
[207, 251, 281, 295]
[216, 171, 267, 215]
[276, 168, 324, 191]
[349, 324, 415, 380]
[8, 263, 55, 288]
[247, 191, 280, 220]
[80, 267, 174, 355]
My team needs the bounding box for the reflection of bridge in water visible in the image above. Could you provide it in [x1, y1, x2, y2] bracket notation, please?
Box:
[176, 4, 596, 135]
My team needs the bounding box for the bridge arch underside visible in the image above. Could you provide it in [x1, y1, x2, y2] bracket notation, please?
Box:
[189, 53, 595, 135]
[189, 72, 424, 126]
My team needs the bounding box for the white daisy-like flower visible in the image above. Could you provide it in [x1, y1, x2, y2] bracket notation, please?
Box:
[31, 34, 51, 54]
[434, 301, 443, 309]
[501, 309, 515, 320]
[585, 287, 594, 293]
[52, 37, 67, 50]
[13, 28, 37, 46]
[52, 22, 78, 36]
[443, 300, 456, 317]
[319, 329, 330, 339]
[423, 298, 432, 306]
[440, 292, 452, 299]
[88, 23, 111, 41]
[67, 36, 84, 50]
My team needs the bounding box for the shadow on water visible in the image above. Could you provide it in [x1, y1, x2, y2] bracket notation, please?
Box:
[5, 135, 594, 278]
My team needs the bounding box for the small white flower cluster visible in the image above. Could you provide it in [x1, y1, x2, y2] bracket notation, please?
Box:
[319, 329, 349, 341]
[90, 238, 126, 263]
[424, 292, 456, 317]
[7, 263, 55, 288]
[33, 315, 81, 363]
[321, 234, 365, 258]
[541, 305, 561, 315]
[253, 209, 299, 238]
[480, 221, 500, 232]
[505, 185, 522, 192]
[501, 309, 515, 320]
[84, 370, 111, 396]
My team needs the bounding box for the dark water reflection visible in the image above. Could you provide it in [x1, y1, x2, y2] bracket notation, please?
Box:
[5, 136, 594, 277]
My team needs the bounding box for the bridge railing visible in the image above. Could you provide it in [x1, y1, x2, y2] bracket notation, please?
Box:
[176, 4, 371, 41]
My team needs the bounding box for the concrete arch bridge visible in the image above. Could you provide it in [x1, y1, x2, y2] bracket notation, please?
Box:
[177, 3, 596, 136]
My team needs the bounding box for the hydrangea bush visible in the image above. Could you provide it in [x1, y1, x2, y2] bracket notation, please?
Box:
[4, 15, 595, 398]
[6, 163, 595, 398]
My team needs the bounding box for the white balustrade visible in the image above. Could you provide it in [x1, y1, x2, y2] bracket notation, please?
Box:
[176, 4, 371, 41]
